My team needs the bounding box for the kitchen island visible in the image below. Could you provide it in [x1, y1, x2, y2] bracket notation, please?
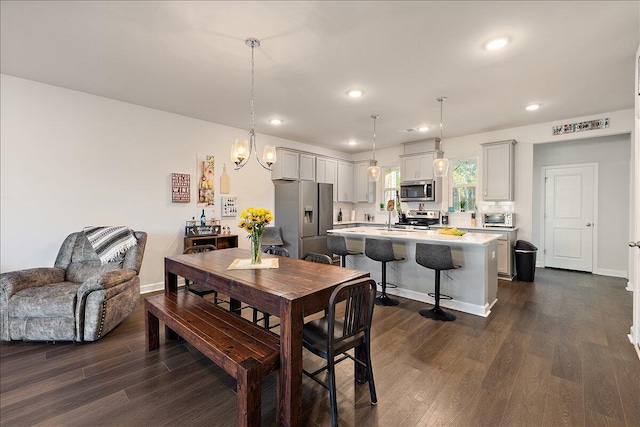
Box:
[328, 227, 502, 317]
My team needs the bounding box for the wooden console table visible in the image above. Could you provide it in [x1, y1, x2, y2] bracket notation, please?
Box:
[183, 234, 238, 251]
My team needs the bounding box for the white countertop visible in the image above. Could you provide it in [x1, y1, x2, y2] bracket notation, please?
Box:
[430, 224, 519, 232]
[328, 226, 502, 246]
[333, 221, 383, 226]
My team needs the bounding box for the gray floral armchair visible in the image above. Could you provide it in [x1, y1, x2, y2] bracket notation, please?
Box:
[0, 230, 147, 342]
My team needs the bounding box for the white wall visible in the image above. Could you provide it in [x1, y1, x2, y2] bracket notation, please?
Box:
[0, 75, 349, 289]
[1, 74, 635, 288]
[533, 135, 631, 276]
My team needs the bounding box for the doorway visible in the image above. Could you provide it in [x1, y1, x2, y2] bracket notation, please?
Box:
[542, 163, 597, 272]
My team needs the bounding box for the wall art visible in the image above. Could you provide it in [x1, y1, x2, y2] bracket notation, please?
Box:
[171, 173, 190, 203]
[197, 155, 215, 206]
[552, 118, 608, 136]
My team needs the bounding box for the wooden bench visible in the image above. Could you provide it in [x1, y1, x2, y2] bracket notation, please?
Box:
[145, 291, 280, 427]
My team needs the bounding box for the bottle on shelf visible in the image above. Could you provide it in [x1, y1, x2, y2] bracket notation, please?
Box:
[200, 209, 206, 226]
[470, 212, 477, 227]
[337, 208, 343, 222]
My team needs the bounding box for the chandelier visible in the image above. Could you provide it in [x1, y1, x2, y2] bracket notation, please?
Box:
[230, 38, 277, 171]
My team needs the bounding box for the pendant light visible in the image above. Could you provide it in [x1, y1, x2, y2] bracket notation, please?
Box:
[367, 114, 381, 182]
[432, 96, 449, 177]
[230, 38, 277, 171]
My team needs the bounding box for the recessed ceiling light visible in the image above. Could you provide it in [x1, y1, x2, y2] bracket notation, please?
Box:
[484, 37, 509, 51]
[347, 89, 363, 98]
[348, 140, 358, 145]
[417, 126, 429, 132]
[525, 104, 540, 111]
[270, 119, 283, 125]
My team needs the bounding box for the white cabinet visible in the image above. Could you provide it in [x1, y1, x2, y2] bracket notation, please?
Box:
[482, 140, 516, 201]
[353, 160, 376, 203]
[400, 152, 434, 181]
[497, 239, 509, 275]
[271, 149, 298, 180]
[271, 149, 316, 181]
[298, 153, 316, 181]
[316, 157, 337, 201]
[337, 161, 354, 202]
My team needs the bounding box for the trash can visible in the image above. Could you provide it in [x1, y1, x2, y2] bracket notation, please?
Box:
[514, 240, 538, 282]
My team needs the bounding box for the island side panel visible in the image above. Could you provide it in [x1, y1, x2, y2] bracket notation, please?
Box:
[334, 228, 498, 317]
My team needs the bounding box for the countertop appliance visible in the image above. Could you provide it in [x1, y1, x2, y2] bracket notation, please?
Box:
[483, 212, 515, 228]
[396, 210, 440, 230]
[274, 181, 333, 259]
[400, 180, 437, 202]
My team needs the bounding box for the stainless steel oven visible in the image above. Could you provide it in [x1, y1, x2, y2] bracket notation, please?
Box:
[400, 180, 435, 202]
[483, 212, 515, 228]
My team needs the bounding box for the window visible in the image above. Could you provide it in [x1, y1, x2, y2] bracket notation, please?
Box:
[381, 166, 401, 208]
[451, 158, 477, 211]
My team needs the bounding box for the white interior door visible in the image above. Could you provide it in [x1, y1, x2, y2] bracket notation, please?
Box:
[544, 164, 595, 272]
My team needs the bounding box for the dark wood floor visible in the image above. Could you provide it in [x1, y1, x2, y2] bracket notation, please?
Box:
[1, 268, 639, 427]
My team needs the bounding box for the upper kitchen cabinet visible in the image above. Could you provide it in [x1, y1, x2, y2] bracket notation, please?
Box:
[400, 152, 434, 181]
[316, 157, 337, 201]
[271, 148, 316, 181]
[337, 161, 354, 202]
[353, 160, 376, 203]
[481, 140, 516, 201]
[298, 153, 316, 181]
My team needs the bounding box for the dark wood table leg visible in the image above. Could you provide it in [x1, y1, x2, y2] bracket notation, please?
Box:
[354, 344, 368, 383]
[164, 261, 179, 340]
[229, 298, 242, 315]
[145, 303, 159, 351]
[277, 300, 304, 427]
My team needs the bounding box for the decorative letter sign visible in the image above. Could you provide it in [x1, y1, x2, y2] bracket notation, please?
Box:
[171, 173, 190, 203]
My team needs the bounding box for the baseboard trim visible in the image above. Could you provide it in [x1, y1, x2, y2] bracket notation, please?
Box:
[596, 268, 627, 279]
[387, 287, 492, 317]
[140, 279, 185, 294]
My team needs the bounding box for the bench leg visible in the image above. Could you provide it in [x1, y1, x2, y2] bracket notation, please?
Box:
[145, 306, 159, 351]
[237, 359, 262, 427]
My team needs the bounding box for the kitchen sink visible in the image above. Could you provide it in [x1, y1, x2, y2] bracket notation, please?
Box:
[376, 228, 415, 232]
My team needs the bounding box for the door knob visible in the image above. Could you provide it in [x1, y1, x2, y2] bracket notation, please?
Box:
[586, 223, 592, 227]
[630, 241, 640, 248]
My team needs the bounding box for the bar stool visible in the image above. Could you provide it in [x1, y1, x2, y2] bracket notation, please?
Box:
[415, 243, 460, 322]
[327, 234, 362, 268]
[364, 238, 404, 306]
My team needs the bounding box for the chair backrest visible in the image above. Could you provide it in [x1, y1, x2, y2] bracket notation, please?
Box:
[263, 246, 290, 257]
[327, 278, 376, 352]
[327, 234, 349, 256]
[364, 238, 396, 263]
[415, 243, 457, 271]
[183, 244, 217, 254]
[55, 230, 147, 282]
[302, 252, 333, 264]
[261, 227, 284, 246]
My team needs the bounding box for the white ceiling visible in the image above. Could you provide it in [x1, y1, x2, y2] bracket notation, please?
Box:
[1, 1, 638, 153]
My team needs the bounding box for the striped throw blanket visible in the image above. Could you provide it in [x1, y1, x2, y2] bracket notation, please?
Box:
[83, 226, 138, 265]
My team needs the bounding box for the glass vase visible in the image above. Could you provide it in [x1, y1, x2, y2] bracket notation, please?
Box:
[250, 232, 262, 264]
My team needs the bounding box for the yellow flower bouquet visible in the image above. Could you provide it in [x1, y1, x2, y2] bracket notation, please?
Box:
[238, 207, 273, 264]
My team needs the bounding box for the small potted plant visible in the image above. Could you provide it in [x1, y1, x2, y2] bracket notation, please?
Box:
[459, 200, 467, 212]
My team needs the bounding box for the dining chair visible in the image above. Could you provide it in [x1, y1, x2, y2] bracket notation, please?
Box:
[183, 245, 220, 300]
[302, 277, 378, 427]
[301, 252, 333, 264]
[263, 246, 289, 257]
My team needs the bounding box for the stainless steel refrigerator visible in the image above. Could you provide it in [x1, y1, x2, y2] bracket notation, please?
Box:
[274, 181, 334, 259]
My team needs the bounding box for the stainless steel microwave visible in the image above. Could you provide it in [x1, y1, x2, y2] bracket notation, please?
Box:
[400, 180, 436, 202]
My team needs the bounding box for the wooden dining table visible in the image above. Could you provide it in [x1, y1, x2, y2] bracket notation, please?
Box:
[164, 247, 370, 426]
